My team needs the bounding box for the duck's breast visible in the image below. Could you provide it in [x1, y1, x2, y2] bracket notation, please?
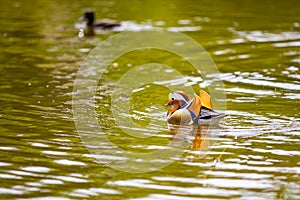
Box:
[167, 109, 193, 125]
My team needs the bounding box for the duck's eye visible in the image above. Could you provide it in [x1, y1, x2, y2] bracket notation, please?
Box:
[171, 98, 174, 100]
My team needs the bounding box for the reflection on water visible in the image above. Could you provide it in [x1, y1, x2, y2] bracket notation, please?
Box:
[0, 0, 299, 199]
[168, 124, 221, 161]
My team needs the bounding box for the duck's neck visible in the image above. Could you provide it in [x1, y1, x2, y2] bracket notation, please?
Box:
[87, 19, 94, 26]
[85, 12, 95, 26]
[167, 104, 180, 116]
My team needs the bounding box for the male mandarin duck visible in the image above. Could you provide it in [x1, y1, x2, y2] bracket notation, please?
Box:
[165, 90, 226, 125]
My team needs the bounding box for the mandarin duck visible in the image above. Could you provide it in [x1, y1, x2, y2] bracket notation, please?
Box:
[165, 90, 226, 125]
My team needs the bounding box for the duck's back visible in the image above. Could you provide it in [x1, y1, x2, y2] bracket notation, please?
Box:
[94, 19, 120, 29]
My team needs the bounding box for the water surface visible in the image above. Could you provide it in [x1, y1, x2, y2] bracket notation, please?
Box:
[0, 0, 299, 199]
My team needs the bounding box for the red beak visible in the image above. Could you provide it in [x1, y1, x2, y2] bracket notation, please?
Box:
[165, 100, 172, 107]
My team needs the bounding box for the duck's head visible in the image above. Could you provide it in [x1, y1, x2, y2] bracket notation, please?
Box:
[165, 91, 190, 117]
[79, 10, 95, 26]
[165, 91, 190, 108]
[165, 91, 193, 125]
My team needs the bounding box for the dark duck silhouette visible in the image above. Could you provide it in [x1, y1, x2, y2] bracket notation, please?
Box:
[80, 10, 120, 36]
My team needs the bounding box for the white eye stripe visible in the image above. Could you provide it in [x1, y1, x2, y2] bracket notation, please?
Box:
[170, 92, 189, 103]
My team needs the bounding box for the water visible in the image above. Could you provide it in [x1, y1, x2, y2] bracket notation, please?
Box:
[0, 0, 299, 199]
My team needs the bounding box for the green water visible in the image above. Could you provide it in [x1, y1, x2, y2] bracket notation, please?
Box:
[0, 0, 299, 199]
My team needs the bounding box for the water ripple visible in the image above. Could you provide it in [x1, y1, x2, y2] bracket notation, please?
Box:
[229, 28, 300, 43]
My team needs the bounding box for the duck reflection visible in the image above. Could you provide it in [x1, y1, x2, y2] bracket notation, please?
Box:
[168, 123, 221, 160]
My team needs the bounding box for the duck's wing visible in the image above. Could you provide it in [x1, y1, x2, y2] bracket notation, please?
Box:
[197, 107, 227, 125]
[95, 19, 120, 28]
[186, 93, 202, 117]
[199, 90, 212, 110]
[198, 107, 225, 119]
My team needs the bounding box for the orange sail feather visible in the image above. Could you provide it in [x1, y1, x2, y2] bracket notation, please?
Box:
[199, 90, 212, 110]
[187, 93, 202, 116]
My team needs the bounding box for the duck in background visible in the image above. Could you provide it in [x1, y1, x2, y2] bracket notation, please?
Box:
[79, 10, 121, 36]
[165, 90, 226, 125]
